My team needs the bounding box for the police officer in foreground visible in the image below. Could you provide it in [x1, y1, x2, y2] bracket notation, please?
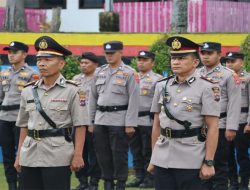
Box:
[72, 52, 101, 190]
[88, 41, 139, 190]
[0, 41, 37, 190]
[147, 36, 220, 190]
[225, 52, 250, 190]
[126, 50, 161, 188]
[199, 42, 241, 190]
[14, 36, 89, 190]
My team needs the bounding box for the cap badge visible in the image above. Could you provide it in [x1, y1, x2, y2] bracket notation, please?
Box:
[172, 39, 181, 50]
[10, 42, 15, 46]
[140, 51, 146, 56]
[39, 39, 48, 50]
[203, 43, 209, 48]
[228, 52, 233, 57]
[105, 44, 111, 49]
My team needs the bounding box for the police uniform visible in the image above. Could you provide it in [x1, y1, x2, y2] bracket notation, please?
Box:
[15, 36, 89, 190]
[72, 52, 101, 190]
[0, 41, 37, 190]
[150, 36, 221, 190]
[225, 52, 250, 190]
[127, 51, 162, 188]
[198, 43, 241, 190]
[88, 41, 139, 190]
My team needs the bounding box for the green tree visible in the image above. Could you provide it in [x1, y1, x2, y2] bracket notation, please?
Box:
[240, 33, 250, 72]
[61, 56, 81, 80]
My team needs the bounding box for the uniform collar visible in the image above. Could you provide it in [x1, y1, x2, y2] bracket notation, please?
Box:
[10, 63, 28, 73]
[107, 62, 125, 74]
[171, 71, 198, 86]
[38, 74, 67, 88]
[201, 63, 222, 75]
[139, 70, 153, 79]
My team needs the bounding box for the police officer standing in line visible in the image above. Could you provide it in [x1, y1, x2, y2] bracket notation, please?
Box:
[126, 50, 162, 188]
[0, 41, 37, 190]
[14, 36, 89, 190]
[225, 52, 250, 190]
[199, 42, 241, 190]
[147, 36, 220, 190]
[72, 52, 101, 190]
[88, 41, 139, 190]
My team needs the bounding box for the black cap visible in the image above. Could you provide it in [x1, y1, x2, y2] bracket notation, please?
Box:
[3, 41, 29, 52]
[166, 36, 200, 57]
[34, 36, 72, 57]
[81, 52, 99, 64]
[225, 52, 244, 60]
[103, 41, 123, 52]
[137, 51, 155, 60]
[200, 42, 221, 52]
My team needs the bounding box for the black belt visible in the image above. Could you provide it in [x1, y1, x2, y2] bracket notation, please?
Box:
[0, 104, 20, 111]
[220, 112, 227, 119]
[97, 105, 128, 112]
[138, 111, 151, 117]
[161, 127, 202, 138]
[239, 123, 247, 128]
[28, 128, 72, 141]
[241, 107, 249, 113]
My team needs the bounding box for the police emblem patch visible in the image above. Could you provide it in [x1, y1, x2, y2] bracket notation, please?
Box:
[212, 86, 220, 102]
[39, 39, 48, 50]
[172, 39, 181, 50]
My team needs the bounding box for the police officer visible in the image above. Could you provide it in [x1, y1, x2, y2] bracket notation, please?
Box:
[72, 52, 101, 190]
[14, 36, 89, 190]
[199, 42, 241, 190]
[0, 41, 37, 190]
[225, 52, 250, 190]
[88, 41, 139, 190]
[147, 36, 220, 190]
[126, 50, 161, 188]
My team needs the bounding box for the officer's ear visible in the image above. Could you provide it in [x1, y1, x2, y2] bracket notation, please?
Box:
[58, 57, 66, 70]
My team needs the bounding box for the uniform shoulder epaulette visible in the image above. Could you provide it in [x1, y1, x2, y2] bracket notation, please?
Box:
[124, 64, 136, 72]
[24, 81, 37, 88]
[223, 66, 234, 73]
[66, 80, 79, 86]
[200, 76, 218, 84]
[153, 73, 163, 78]
[157, 75, 174, 82]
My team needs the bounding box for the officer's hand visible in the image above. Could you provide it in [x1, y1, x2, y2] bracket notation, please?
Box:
[244, 125, 250, 133]
[125, 127, 135, 137]
[147, 163, 154, 175]
[14, 157, 21, 173]
[70, 155, 84, 172]
[88, 125, 95, 133]
[225, 130, 236, 141]
[199, 164, 215, 180]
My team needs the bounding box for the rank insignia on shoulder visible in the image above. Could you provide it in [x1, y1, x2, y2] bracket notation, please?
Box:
[66, 80, 80, 86]
[233, 73, 241, 85]
[24, 81, 37, 88]
[157, 75, 174, 82]
[200, 76, 218, 84]
[32, 74, 40, 81]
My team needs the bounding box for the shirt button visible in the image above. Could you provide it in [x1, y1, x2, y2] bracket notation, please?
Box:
[173, 103, 178, 107]
[176, 89, 181, 93]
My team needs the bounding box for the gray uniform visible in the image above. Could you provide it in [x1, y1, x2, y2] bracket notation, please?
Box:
[150, 71, 220, 169]
[0, 64, 37, 121]
[16, 74, 89, 167]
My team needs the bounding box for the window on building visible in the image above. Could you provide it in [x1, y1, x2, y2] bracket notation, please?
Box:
[24, 0, 66, 9]
[79, 0, 104, 9]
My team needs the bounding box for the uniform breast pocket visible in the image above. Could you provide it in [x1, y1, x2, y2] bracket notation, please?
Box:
[95, 79, 106, 94]
[112, 82, 127, 95]
[2, 80, 10, 92]
[181, 97, 201, 112]
[49, 103, 69, 121]
[25, 103, 36, 112]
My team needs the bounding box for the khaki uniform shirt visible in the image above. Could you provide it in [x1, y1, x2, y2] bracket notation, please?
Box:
[238, 70, 250, 124]
[150, 71, 220, 169]
[138, 70, 162, 126]
[198, 64, 241, 130]
[88, 63, 139, 127]
[0, 64, 37, 121]
[16, 74, 89, 167]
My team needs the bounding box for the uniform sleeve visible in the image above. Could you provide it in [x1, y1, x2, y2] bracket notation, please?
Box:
[125, 73, 140, 127]
[0, 74, 4, 104]
[246, 78, 250, 124]
[88, 75, 98, 125]
[201, 84, 221, 116]
[70, 87, 89, 126]
[150, 82, 162, 113]
[226, 75, 241, 130]
[16, 90, 29, 127]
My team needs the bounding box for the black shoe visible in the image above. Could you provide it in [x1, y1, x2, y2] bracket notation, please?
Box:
[8, 182, 17, 190]
[115, 181, 126, 190]
[139, 178, 154, 188]
[72, 176, 89, 190]
[87, 177, 99, 190]
[229, 177, 239, 190]
[239, 176, 249, 190]
[104, 180, 114, 190]
[126, 177, 143, 187]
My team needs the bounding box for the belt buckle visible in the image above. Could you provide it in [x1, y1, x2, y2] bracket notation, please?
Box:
[165, 127, 172, 139]
[33, 130, 41, 141]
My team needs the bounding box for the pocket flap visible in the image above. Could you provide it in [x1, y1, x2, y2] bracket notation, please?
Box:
[49, 103, 68, 111]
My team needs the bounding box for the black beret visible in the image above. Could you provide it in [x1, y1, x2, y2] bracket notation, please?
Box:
[225, 52, 244, 60]
[81, 52, 99, 64]
[200, 42, 221, 52]
[34, 36, 72, 57]
[103, 41, 123, 52]
[137, 50, 155, 60]
[3, 41, 29, 52]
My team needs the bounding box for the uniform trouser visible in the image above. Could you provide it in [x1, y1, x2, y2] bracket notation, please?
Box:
[19, 166, 71, 190]
[75, 131, 101, 179]
[154, 166, 204, 190]
[0, 120, 20, 184]
[94, 125, 128, 182]
[203, 129, 229, 190]
[128, 125, 152, 179]
[228, 140, 238, 179]
[235, 124, 250, 179]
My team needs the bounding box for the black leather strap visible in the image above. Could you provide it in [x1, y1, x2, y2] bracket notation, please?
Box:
[220, 112, 227, 119]
[97, 105, 128, 112]
[138, 111, 151, 117]
[0, 104, 20, 111]
[161, 127, 202, 138]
